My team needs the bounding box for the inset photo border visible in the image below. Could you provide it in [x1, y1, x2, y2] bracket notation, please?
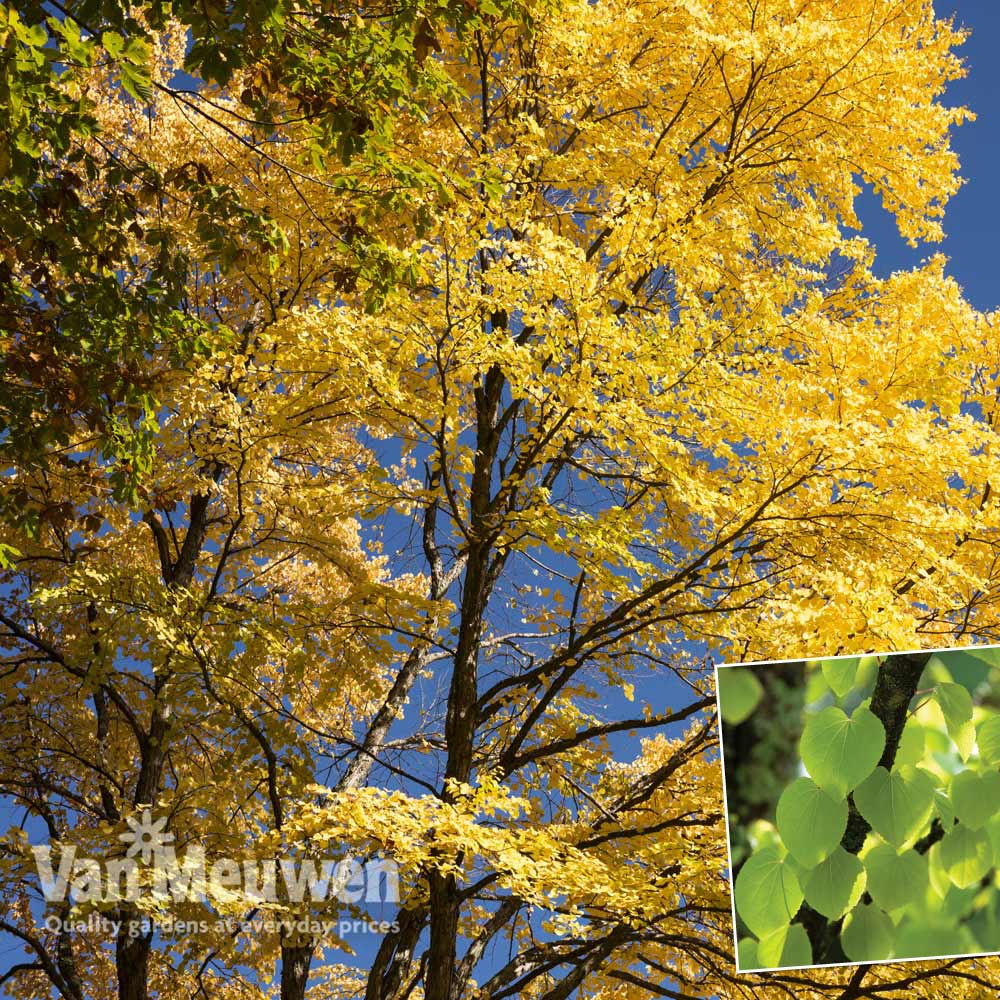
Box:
[716, 646, 1000, 974]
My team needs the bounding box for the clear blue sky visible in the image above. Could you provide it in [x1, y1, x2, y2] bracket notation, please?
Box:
[863, 2, 1000, 311]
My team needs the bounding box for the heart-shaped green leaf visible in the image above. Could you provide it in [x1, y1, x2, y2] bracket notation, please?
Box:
[928, 842, 951, 899]
[799, 705, 885, 798]
[934, 878, 979, 920]
[734, 847, 804, 938]
[775, 777, 848, 869]
[895, 721, 925, 767]
[818, 657, 859, 698]
[932, 776, 956, 829]
[864, 844, 928, 912]
[935, 682, 975, 760]
[841, 902, 894, 963]
[802, 846, 866, 920]
[736, 937, 759, 972]
[853, 766, 935, 848]
[950, 769, 1000, 831]
[978, 715, 1000, 767]
[935, 681, 972, 730]
[987, 814, 1000, 864]
[718, 667, 764, 725]
[895, 919, 975, 960]
[756, 923, 812, 969]
[939, 824, 993, 889]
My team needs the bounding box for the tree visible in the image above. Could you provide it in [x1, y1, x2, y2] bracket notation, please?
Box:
[0, 0, 522, 509]
[4, 1, 1000, 1000]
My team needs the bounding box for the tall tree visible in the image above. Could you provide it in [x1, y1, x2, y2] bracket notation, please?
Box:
[4, 2, 1000, 1000]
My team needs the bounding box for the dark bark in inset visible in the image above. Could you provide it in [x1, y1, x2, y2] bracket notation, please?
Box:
[802, 652, 931, 964]
[842, 652, 930, 854]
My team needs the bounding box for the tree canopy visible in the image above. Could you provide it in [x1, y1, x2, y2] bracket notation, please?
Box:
[2, 2, 1000, 1000]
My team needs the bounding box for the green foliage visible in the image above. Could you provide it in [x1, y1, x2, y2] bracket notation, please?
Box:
[935, 682, 976, 759]
[733, 846, 804, 939]
[840, 902, 895, 962]
[0, 2, 259, 496]
[802, 847, 866, 920]
[798, 704, 885, 798]
[938, 825, 993, 889]
[978, 714, 1000, 766]
[864, 843, 928, 911]
[775, 778, 847, 869]
[717, 666, 764, 725]
[853, 766, 935, 848]
[725, 648, 1000, 971]
[813, 656, 859, 698]
[756, 923, 811, 969]
[950, 769, 1000, 830]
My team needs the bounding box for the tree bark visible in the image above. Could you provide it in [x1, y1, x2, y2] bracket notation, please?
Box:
[802, 652, 931, 963]
[281, 943, 313, 1000]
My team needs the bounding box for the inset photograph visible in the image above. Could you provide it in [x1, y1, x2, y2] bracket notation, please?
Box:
[718, 647, 1000, 972]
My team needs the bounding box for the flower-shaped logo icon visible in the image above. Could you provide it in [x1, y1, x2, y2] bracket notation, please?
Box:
[119, 809, 174, 864]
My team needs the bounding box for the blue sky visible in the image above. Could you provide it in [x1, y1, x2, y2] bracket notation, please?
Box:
[862, 2, 1000, 311]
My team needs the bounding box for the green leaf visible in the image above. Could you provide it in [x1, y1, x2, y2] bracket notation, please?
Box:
[856, 654, 880, 687]
[802, 846, 866, 920]
[775, 777, 848, 868]
[895, 721, 925, 767]
[0, 542, 21, 569]
[717, 667, 764, 725]
[934, 682, 975, 760]
[986, 814, 1000, 865]
[746, 819, 782, 855]
[938, 823, 993, 889]
[950, 769, 1000, 831]
[927, 841, 951, 899]
[26, 22, 47, 46]
[799, 705, 885, 798]
[938, 648, 996, 691]
[977, 715, 1000, 767]
[864, 844, 928, 912]
[736, 937, 759, 972]
[818, 656, 859, 698]
[895, 919, 974, 960]
[124, 36, 150, 65]
[841, 902, 895, 963]
[756, 924, 812, 969]
[954, 720, 976, 762]
[935, 681, 972, 729]
[120, 62, 153, 102]
[734, 847, 804, 938]
[853, 766, 935, 848]
[964, 645, 1000, 667]
[102, 30, 124, 58]
[934, 877, 979, 920]
[933, 781, 956, 829]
